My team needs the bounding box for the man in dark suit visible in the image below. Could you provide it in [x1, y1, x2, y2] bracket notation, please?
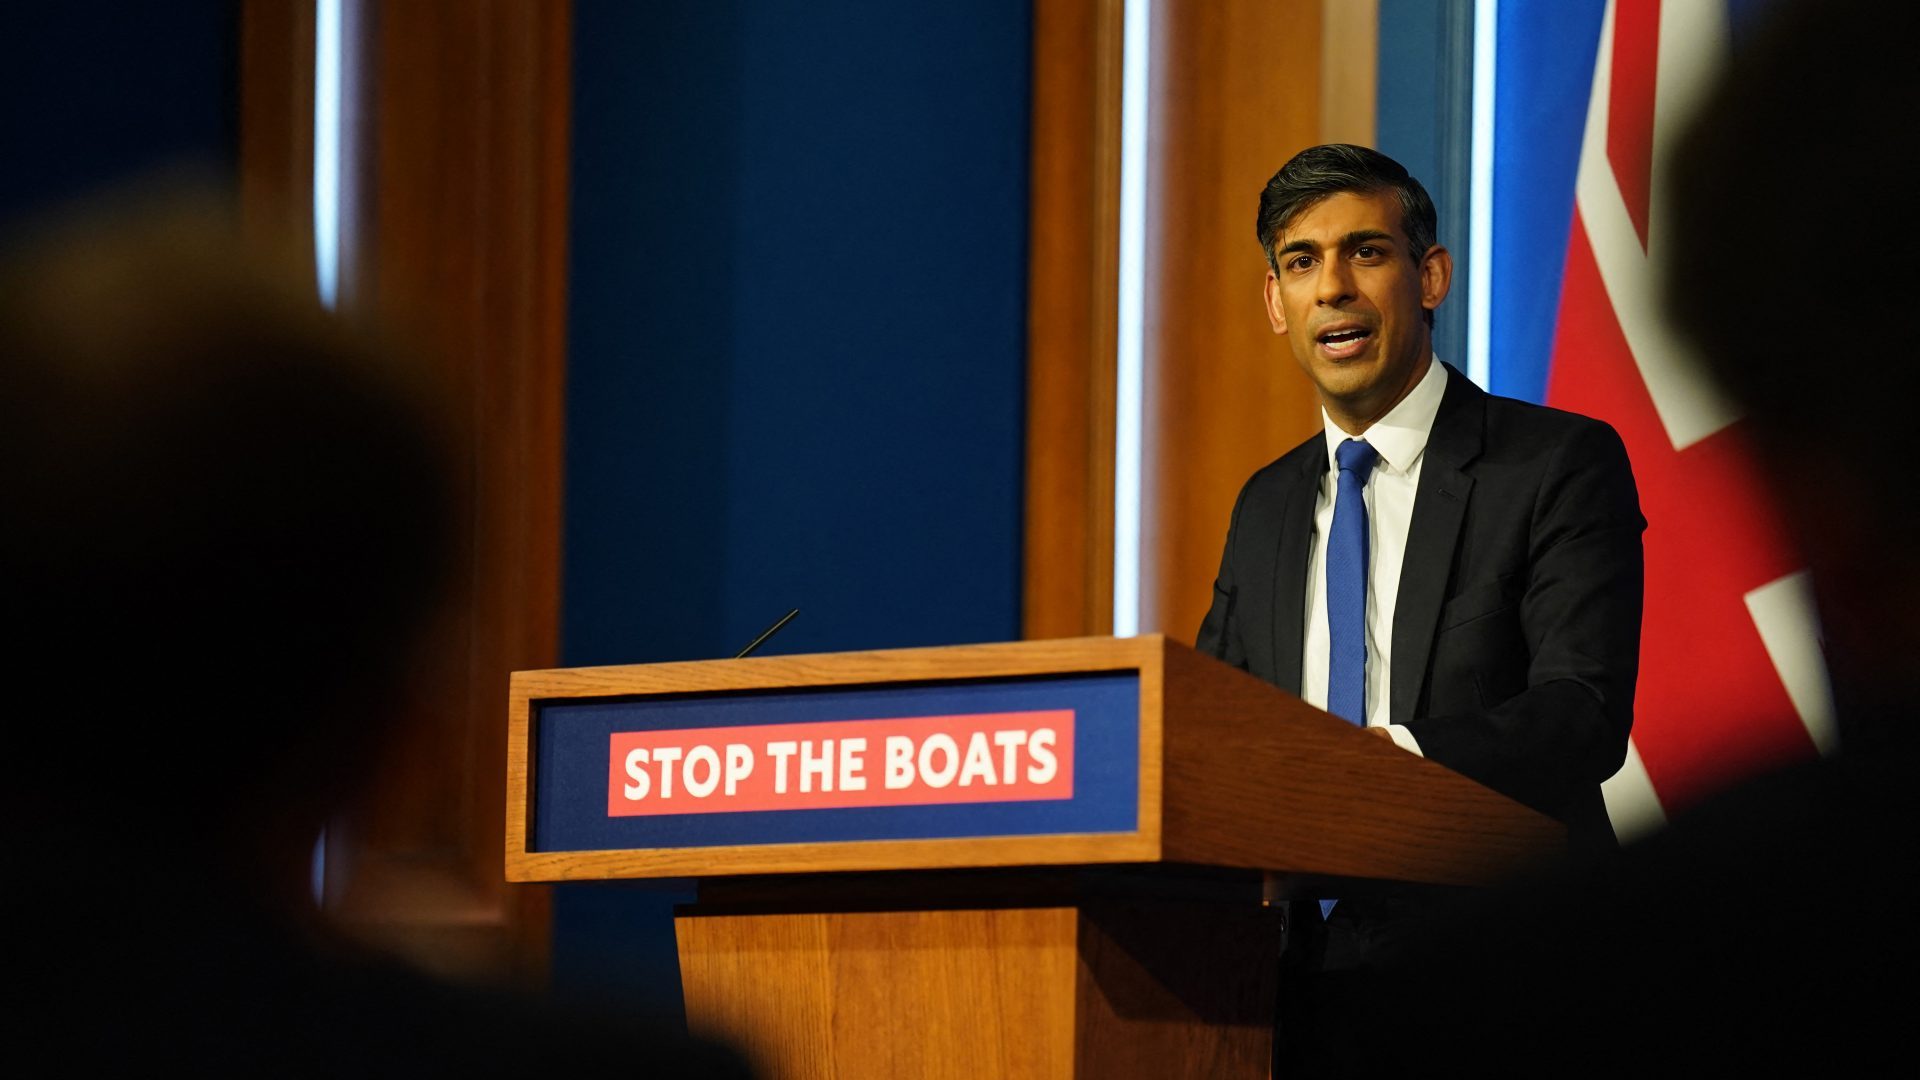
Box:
[1195, 147, 1644, 969]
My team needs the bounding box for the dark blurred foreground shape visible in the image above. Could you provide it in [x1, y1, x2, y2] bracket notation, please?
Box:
[0, 204, 750, 1077]
[1335, 0, 1920, 1072]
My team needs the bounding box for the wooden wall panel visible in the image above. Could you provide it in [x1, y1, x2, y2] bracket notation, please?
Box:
[1320, 0, 1380, 148]
[1025, 0, 1368, 644]
[333, 0, 570, 984]
[241, 0, 569, 986]
[1024, 0, 1124, 640]
[1139, 0, 1329, 642]
[238, 0, 314, 248]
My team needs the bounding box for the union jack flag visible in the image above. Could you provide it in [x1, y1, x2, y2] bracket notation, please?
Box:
[1488, 0, 1834, 839]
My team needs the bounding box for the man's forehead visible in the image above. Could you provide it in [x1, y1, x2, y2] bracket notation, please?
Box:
[1277, 190, 1407, 247]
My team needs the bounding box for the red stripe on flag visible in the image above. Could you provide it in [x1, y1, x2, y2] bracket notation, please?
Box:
[1607, 0, 1661, 252]
[1549, 214, 1816, 813]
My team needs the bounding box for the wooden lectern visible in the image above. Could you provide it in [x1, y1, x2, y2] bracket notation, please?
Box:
[506, 635, 1558, 1078]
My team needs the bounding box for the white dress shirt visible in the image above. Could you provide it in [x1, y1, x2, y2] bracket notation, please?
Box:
[1300, 358, 1449, 755]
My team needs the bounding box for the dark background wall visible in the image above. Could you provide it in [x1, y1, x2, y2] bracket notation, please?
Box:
[5, 0, 1031, 1022]
[558, 0, 1033, 1016]
[1, 3, 236, 228]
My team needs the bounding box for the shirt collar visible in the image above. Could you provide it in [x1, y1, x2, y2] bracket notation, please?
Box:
[1319, 357, 1449, 476]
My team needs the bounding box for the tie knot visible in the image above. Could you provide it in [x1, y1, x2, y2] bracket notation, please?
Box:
[1336, 438, 1378, 478]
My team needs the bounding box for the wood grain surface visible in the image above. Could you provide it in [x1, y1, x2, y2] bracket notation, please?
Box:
[508, 636, 1558, 887]
[1141, 0, 1330, 646]
[680, 907, 1079, 1079]
[545, 635, 1561, 1077]
[304, 0, 571, 984]
[1072, 899, 1280, 1077]
[1159, 641, 1564, 884]
[677, 897, 1280, 1079]
[238, 0, 315, 251]
[1021, 0, 1341, 649]
[1024, 0, 1123, 641]
[1319, 0, 1379, 147]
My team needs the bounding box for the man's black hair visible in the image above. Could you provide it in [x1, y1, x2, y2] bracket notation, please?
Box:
[1256, 143, 1440, 326]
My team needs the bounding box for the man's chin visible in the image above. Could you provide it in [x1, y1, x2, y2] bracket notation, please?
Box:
[1305, 358, 1383, 403]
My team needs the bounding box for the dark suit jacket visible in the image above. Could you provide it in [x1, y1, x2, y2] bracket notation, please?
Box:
[1196, 363, 1645, 852]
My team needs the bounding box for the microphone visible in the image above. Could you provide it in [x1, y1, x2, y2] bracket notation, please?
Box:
[733, 608, 800, 659]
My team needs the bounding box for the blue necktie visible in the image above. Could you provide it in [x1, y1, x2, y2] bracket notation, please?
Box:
[1327, 438, 1378, 726]
[1322, 438, 1377, 921]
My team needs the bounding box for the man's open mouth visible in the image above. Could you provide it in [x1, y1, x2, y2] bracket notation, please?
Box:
[1317, 327, 1372, 345]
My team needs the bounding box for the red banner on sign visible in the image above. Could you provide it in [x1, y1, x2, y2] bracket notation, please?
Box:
[605, 710, 1075, 817]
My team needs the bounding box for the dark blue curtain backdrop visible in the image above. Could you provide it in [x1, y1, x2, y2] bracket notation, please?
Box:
[0, 2, 236, 229]
[558, 0, 1032, 1016]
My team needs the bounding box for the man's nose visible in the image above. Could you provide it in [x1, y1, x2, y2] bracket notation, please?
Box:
[1317, 259, 1354, 306]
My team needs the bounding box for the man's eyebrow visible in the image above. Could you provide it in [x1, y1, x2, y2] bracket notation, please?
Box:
[1275, 229, 1396, 257]
[1341, 229, 1395, 248]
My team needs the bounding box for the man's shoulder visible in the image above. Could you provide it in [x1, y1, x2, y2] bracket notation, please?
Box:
[1460, 384, 1641, 518]
[1478, 386, 1611, 429]
[1465, 380, 1629, 461]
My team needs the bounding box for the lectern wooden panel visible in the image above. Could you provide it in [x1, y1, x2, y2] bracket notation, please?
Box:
[676, 899, 1280, 1079]
[505, 635, 1559, 1077]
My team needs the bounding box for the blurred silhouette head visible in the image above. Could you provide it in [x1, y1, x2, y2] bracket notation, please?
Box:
[1666, 0, 1920, 738]
[1, 202, 456, 885]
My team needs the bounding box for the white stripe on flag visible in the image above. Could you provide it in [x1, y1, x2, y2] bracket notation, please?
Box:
[1575, 0, 1740, 452]
[1649, 0, 1729, 243]
[1745, 570, 1839, 756]
[1603, 736, 1668, 843]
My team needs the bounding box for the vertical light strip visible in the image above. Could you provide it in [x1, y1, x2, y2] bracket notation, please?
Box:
[311, 0, 345, 906]
[1466, 0, 1498, 389]
[1112, 0, 1152, 637]
[313, 0, 344, 310]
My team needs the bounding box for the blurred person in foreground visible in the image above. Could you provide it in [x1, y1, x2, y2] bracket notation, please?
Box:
[1368, 0, 1920, 1071]
[0, 202, 750, 1077]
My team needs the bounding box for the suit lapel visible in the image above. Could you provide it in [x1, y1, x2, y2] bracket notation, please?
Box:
[1270, 447, 1324, 694]
[1390, 365, 1485, 726]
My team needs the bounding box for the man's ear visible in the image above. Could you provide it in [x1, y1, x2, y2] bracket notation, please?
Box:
[1263, 270, 1289, 335]
[1420, 245, 1454, 314]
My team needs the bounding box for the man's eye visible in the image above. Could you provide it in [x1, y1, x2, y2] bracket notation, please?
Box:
[1354, 245, 1382, 259]
[1288, 255, 1315, 271]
